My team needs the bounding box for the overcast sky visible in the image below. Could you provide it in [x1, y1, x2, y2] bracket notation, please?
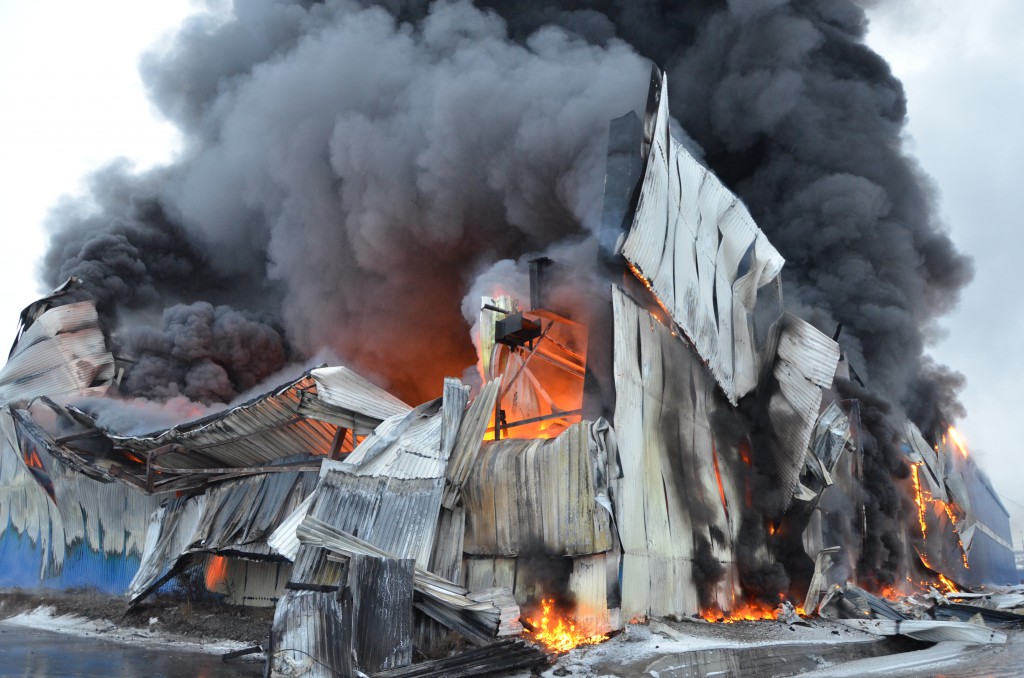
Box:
[0, 2, 1021, 533]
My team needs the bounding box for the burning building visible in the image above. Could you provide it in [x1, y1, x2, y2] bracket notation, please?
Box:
[0, 2, 1017, 675]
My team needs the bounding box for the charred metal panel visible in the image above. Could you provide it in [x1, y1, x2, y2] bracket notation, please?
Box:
[271, 588, 353, 678]
[127, 467, 317, 603]
[349, 554, 414, 673]
[611, 286, 743, 619]
[0, 301, 114, 405]
[443, 378, 501, 510]
[461, 421, 612, 557]
[766, 314, 840, 505]
[295, 515, 521, 643]
[621, 73, 785, 405]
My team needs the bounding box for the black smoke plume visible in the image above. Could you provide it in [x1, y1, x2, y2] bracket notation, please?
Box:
[41, 1, 970, 587]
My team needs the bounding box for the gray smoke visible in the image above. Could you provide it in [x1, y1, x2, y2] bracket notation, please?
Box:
[41, 1, 971, 587]
[44, 0, 650, 404]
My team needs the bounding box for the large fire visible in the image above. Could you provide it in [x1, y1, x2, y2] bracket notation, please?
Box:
[524, 598, 606, 653]
[700, 599, 805, 623]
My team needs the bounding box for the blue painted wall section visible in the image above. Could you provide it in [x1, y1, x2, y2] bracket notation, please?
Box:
[0, 407, 162, 594]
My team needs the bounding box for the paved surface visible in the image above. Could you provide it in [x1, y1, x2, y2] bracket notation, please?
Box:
[0, 623, 262, 677]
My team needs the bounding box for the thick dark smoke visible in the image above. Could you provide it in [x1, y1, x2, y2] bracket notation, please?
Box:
[41, 1, 970, 586]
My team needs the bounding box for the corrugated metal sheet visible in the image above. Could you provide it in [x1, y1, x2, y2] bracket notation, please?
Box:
[442, 378, 501, 510]
[276, 380, 464, 570]
[766, 314, 840, 504]
[127, 467, 318, 603]
[904, 421, 946, 497]
[310, 471, 444, 568]
[105, 368, 404, 477]
[109, 375, 338, 470]
[0, 301, 114, 405]
[271, 589, 353, 677]
[0, 406, 161, 593]
[348, 554, 415, 672]
[461, 421, 612, 557]
[611, 286, 742, 619]
[621, 73, 785, 405]
[295, 515, 519, 644]
[311, 366, 411, 420]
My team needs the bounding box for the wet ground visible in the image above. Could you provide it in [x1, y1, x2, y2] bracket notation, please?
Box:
[0, 624, 263, 677]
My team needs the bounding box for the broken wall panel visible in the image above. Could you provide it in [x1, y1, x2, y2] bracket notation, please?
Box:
[206, 555, 291, 607]
[310, 472, 444, 569]
[621, 73, 785, 405]
[766, 314, 841, 506]
[127, 467, 318, 603]
[310, 366, 412, 421]
[461, 421, 612, 558]
[108, 374, 353, 471]
[0, 407, 163, 593]
[611, 286, 742, 619]
[271, 589, 353, 678]
[0, 301, 114, 405]
[278, 381, 464, 572]
[295, 515, 519, 643]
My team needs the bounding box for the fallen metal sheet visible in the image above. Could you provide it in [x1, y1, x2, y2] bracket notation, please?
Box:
[0, 301, 114, 405]
[442, 378, 501, 510]
[276, 380, 464, 570]
[949, 592, 1024, 610]
[809, 402, 851, 476]
[767, 314, 840, 505]
[844, 584, 910, 622]
[296, 515, 521, 643]
[107, 369, 401, 474]
[127, 467, 317, 603]
[621, 72, 785, 405]
[310, 471, 444, 569]
[611, 286, 741, 619]
[310, 366, 412, 420]
[108, 375, 337, 470]
[271, 589, 353, 677]
[838, 618, 1006, 644]
[369, 639, 548, 678]
[461, 421, 613, 557]
[934, 602, 1024, 628]
[804, 546, 842, 615]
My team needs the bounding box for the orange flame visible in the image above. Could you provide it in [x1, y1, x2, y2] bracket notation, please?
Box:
[711, 444, 729, 518]
[700, 599, 805, 623]
[204, 555, 229, 591]
[910, 463, 928, 539]
[525, 598, 606, 653]
[947, 426, 969, 459]
[23, 448, 44, 470]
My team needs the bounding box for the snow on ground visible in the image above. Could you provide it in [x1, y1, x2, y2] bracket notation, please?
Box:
[1, 605, 250, 655]
[796, 641, 974, 677]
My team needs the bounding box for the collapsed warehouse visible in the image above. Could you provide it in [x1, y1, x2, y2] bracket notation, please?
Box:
[0, 70, 1016, 675]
